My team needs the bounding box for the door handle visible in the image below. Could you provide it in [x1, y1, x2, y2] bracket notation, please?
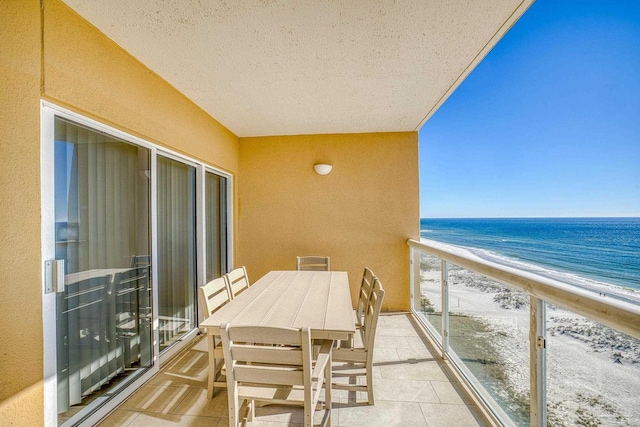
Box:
[45, 259, 65, 294]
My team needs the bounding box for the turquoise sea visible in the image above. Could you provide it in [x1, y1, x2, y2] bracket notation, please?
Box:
[420, 217, 640, 293]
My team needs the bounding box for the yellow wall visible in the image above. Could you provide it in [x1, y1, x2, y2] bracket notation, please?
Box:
[0, 2, 46, 425]
[0, 0, 239, 424]
[237, 133, 420, 311]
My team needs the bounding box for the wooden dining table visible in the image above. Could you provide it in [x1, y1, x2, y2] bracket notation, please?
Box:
[199, 270, 356, 397]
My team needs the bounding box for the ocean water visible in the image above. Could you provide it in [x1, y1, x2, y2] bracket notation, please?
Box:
[420, 217, 640, 293]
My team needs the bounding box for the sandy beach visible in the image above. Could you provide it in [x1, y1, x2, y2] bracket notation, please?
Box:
[418, 255, 640, 426]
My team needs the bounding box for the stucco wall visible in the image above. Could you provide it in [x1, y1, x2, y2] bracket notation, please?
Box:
[0, 1, 239, 424]
[237, 133, 420, 311]
[0, 1, 46, 426]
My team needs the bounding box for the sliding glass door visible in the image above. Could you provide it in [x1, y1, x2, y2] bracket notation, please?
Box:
[53, 118, 152, 425]
[157, 156, 197, 350]
[43, 103, 232, 426]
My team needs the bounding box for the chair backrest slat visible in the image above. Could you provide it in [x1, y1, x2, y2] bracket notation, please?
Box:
[226, 324, 300, 345]
[296, 256, 330, 271]
[221, 324, 312, 388]
[198, 277, 231, 317]
[231, 346, 304, 365]
[363, 278, 385, 351]
[356, 267, 375, 327]
[234, 365, 305, 386]
[225, 266, 250, 298]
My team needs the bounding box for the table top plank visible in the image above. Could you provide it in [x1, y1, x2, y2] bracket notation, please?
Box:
[324, 272, 357, 333]
[228, 271, 293, 326]
[262, 271, 314, 328]
[203, 271, 281, 324]
[293, 272, 332, 331]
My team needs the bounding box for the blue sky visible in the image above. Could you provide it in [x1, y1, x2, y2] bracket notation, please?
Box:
[419, 0, 640, 218]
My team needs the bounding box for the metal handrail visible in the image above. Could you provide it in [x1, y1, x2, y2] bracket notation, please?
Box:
[407, 238, 640, 342]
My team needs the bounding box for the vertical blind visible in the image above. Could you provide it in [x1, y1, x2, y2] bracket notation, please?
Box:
[54, 118, 152, 414]
[157, 156, 197, 350]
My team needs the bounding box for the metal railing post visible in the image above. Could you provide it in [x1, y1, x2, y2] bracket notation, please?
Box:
[409, 247, 416, 310]
[441, 260, 449, 358]
[530, 296, 547, 427]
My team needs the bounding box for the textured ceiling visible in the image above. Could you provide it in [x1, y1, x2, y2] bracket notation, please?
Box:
[61, 0, 533, 137]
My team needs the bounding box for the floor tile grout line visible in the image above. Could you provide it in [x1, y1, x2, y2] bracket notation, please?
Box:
[116, 408, 141, 427]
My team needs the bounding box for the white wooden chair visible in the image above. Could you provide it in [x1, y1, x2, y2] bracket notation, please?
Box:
[332, 278, 384, 405]
[225, 266, 250, 298]
[296, 256, 330, 271]
[198, 277, 232, 398]
[354, 267, 376, 329]
[220, 324, 333, 427]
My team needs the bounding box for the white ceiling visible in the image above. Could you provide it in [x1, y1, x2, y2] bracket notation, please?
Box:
[61, 0, 533, 137]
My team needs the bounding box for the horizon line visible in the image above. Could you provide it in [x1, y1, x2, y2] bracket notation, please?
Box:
[420, 216, 640, 220]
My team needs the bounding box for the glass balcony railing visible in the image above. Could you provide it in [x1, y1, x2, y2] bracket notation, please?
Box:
[409, 239, 640, 427]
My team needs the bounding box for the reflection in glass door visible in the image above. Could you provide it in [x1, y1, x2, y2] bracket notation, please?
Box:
[157, 156, 197, 351]
[54, 118, 152, 425]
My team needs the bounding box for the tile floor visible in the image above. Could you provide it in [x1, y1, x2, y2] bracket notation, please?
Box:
[98, 314, 490, 426]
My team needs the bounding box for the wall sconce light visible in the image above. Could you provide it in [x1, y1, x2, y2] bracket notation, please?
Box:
[313, 163, 333, 175]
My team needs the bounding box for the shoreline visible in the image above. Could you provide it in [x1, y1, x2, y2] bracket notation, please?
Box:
[471, 244, 640, 305]
[421, 237, 640, 307]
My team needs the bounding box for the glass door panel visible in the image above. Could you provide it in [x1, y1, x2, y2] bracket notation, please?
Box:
[157, 156, 197, 351]
[54, 118, 152, 425]
[205, 171, 228, 282]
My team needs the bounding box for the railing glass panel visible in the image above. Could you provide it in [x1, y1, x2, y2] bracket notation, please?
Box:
[447, 263, 531, 426]
[416, 253, 443, 343]
[546, 308, 640, 426]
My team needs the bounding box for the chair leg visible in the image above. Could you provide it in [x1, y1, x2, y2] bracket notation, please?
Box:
[228, 389, 239, 427]
[325, 353, 332, 427]
[248, 400, 255, 421]
[207, 334, 215, 399]
[304, 402, 312, 427]
[366, 360, 374, 405]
